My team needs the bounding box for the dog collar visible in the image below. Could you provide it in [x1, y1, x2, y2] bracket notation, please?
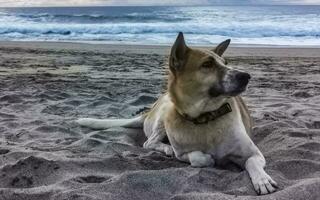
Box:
[182, 103, 232, 125]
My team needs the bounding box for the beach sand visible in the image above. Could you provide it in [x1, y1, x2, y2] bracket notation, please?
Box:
[0, 41, 319, 200]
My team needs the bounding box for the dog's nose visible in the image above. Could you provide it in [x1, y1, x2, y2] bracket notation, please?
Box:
[236, 72, 251, 85]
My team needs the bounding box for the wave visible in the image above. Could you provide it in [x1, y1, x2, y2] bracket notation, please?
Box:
[0, 22, 319, 38]
[9, 13, 191, 24]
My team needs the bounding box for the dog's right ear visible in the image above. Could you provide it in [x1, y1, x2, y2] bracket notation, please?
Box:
[170, 32, 188, 71]
[213, 39, 231, 57]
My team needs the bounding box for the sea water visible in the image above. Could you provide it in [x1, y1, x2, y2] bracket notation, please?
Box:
[0, 6, 319, 45]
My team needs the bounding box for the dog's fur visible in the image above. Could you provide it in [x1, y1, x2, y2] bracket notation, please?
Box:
[76, 33, 277, 195]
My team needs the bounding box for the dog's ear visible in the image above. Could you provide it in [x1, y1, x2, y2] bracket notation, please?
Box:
[213, 39, 231, 56]
[170, 32, 189, 71]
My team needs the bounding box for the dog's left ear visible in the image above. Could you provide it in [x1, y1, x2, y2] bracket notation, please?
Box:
[213, 39, 231, 56]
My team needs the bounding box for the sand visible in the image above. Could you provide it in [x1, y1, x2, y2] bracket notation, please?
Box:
[0, 41, 319, 200]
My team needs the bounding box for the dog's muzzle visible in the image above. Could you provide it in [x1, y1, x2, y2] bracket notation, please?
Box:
[222, 70, 251, 96]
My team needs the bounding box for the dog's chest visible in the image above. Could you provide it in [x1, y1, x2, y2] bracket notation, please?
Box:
[166, 112, 240, 155]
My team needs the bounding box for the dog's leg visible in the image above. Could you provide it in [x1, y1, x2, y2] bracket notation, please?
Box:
[177, 151, 214, 167]
[143, 117, 174, 156]
[143, 133, 173, 156]
[245, 154, 278, 195]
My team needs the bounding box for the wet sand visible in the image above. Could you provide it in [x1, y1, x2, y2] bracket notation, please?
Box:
[0, 41, 319, 200]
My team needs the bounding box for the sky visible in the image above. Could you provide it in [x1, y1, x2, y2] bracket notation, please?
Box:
[0, 0, 319, 7]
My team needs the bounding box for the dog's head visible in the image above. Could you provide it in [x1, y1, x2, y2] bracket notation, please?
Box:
[168, 32, 251, 116]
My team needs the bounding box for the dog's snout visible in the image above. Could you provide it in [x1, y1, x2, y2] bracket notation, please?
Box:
[236, 72, 251, 85]
[222, 70, 250, 95]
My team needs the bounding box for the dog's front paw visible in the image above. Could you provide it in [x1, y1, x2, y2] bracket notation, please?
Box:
[252, 173, 278, 195]
[188, 151, 214, 167]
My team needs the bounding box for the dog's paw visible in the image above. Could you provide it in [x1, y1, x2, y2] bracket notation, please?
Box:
[188, 151, 214, 167]
[252, 173, 278, 195]
[164, 146, 174, 156]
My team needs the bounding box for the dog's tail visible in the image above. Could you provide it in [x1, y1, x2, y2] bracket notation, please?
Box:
[76, 114, 146, 130]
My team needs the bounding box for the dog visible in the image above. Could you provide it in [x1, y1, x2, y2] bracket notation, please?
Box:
[76, 32, 278, 195]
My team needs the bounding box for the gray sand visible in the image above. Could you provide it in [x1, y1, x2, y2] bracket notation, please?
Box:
[0, 42, 319, 200]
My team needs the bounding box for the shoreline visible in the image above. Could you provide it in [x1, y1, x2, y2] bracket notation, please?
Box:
[0, 40, 320, 57]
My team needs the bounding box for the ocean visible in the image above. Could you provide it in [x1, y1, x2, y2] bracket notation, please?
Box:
[0, 6, 319, 46]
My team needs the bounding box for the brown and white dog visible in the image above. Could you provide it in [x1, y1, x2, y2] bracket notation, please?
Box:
[76, 32, 278, 195]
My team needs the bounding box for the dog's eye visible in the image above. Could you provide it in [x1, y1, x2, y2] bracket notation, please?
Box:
[225, 59, 228, 65]
[201, 61, 213, 68]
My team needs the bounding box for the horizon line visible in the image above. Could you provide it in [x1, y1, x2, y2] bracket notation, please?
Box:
[1, 4, 320, 8]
